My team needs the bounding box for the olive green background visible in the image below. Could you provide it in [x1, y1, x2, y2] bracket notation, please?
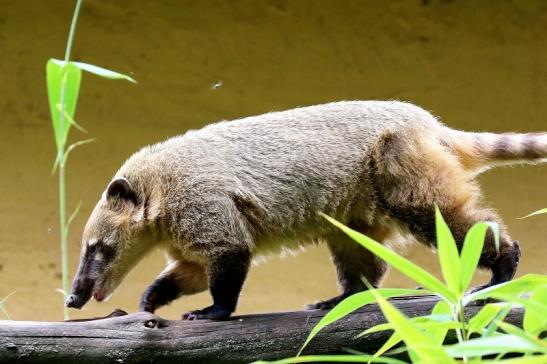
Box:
[0, 0, 545, 321]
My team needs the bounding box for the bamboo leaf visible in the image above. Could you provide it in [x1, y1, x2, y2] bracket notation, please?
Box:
[46, 59, 82, 149]
[298, 288, 424, 355]
[370, 332, 402, 361]
[482, 355, 547, 364]
[428, 300, 453, 345]
[491, 294, 547, 334]
[51, 59, 136, 83]
[252, 354, 408, 364]
[464, 274, 547, 306]
[55, 288, 68, 299]
[523, 285, 547, 335]
[357, 312, 456, 338]
[518, 208, 547, 219]
[0, 291, 15, 320]
[56, 103, 87, 133]
[65, 201, 82, 235]
[62, 138, 96, 165]
[445, 334, 545, 357]
[322, 214, 456, 303]
[483, 304, 513, 337]
[496, 321, 547, 353]
[460, 222, 499, 293]
[50, 152, 62, 176]
[369, 289, 455, 363]
[435, 207, 463, 296]
[467, 303, 503, 337]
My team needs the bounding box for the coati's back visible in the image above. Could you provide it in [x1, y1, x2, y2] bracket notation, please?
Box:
[119, 101, 443, 239]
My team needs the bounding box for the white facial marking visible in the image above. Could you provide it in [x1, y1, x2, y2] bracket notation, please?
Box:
[88, 238, 99, 246]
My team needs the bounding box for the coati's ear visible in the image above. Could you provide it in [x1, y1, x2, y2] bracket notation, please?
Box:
[106, 177, 138, 205]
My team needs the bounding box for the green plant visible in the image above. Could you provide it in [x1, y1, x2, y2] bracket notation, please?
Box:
[257, 208, 547, 363]
[46, 0, 135, 319]
[0, 291, 15, 320]
[519, 208, 547, 219]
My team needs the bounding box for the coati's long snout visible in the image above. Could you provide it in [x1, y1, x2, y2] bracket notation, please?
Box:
[65, 241, 115, 309]
[65, 279, 93, 309]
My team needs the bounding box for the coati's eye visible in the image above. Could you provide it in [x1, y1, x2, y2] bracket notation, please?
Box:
[85, 239, 116, 263]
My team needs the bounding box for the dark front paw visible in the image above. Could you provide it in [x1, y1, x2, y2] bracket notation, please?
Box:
[182, 304, 232, 321]
[140, 277, 180, 313]
[139, 290, 159, 313]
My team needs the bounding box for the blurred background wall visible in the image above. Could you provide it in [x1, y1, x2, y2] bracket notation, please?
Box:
[0, 0, 545, 321]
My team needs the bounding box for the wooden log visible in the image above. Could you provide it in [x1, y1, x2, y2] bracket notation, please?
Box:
[0, 296, 523, 364]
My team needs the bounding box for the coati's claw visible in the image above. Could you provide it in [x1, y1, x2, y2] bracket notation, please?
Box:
[182, 304, 232, 321]
[306, 293, 350, 310]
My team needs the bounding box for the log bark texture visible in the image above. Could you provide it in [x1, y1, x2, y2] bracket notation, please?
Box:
[0, 296, 523, 364]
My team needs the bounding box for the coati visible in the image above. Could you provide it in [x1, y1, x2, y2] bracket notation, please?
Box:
[65, 101, 546, 320]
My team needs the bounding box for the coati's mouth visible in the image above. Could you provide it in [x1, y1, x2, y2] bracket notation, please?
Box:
[92, 284, 109, 302]
[65, 278, 112, 308]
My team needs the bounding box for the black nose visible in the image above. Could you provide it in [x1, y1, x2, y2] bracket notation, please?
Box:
[65, 294, 77, 308]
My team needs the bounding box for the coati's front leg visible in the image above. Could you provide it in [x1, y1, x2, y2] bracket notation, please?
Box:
[179, 198, 253, 321]
[182, 247, 250, 320]
[140, 258, 207, 313]
[307, 227, 388, 310]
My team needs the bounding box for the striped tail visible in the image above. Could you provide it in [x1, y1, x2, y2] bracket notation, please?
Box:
[443, 128, 547, 174]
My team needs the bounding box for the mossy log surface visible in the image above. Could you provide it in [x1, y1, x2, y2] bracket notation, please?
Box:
[0, 295, 523, 364]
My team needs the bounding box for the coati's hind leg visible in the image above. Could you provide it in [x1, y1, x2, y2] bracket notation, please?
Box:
[370, 129, 521, 293]
[140, 252, 208, 313]
[307, 224, 389, 310]
[400, 205, 520, 292]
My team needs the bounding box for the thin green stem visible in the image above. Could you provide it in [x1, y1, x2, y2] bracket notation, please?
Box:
[64, 0, 83, 62]
[459, 300, 468, 340]
[59, 152, 68, 320]
[453, 301, 468, 364]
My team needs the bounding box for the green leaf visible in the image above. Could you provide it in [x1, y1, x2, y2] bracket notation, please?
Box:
[62, 138, 96, 165]
[483, 304, 513, 337]
[523, 285, 547, 335]
[322, 214, 456, 303]
[435, 207, 463, 296]
[298, 288, 424, 355]
[369, 289, 455, 363]
[496, 321, 547, 353]
[445, 334, 545, 357]
[467, 303, 503, 337]
[65, 201, 82, 235]
[464, 274, 547, 306]
[460, 222, 499, 293]
[370, 332, 403, 360]
[428, 300, 453, 345]
[491, 294, 547, 334]
[518, 208, 547, 219]
[56, 102, 87, 133]
[46, 59, 82, 149]
[483, 355, 547, 364]
[0, 291, 15, 320]
[252, 354, 408, 364]
[51, 59, 136, 83]
[358, 317, 459, 337]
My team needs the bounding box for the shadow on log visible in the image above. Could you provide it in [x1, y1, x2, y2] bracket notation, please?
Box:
[0, 296, 523, 364]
